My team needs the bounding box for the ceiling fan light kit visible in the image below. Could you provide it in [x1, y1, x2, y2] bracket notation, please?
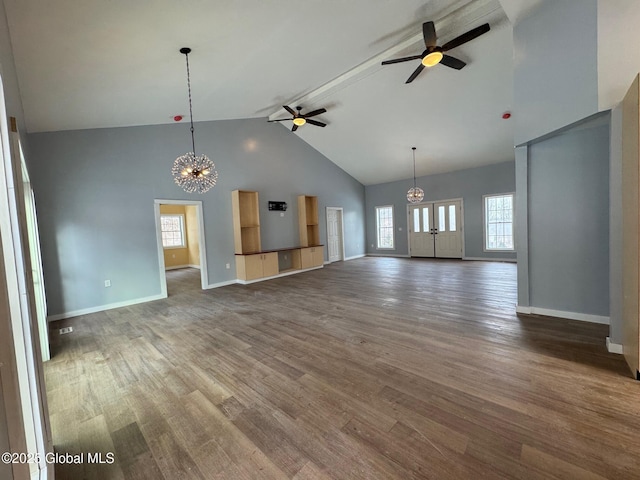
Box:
[171, 47, 218, 194]
[422, 49, 443, 67]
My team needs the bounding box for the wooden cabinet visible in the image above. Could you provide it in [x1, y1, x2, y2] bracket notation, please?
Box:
[298, 195, 320, 247]
[232, 190, 261, 254]
[236, 252, 278, 281]
[300, 246, 324, 269]
[232, 190, 324, 283]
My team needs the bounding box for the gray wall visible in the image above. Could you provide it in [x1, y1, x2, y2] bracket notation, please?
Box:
[364, 161, 516, 259]
[521, 114, 610, 317]
[513, 0, 598, 145]
[28, 118, 366, 317]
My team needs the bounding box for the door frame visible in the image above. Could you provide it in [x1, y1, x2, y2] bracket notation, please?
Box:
[325, 207, 345, 263]
[154, 199, 208, 296]
[406, 197, 465, 258]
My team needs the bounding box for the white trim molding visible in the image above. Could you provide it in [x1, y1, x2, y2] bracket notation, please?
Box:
[606, 337, 623, 354]
[345, 254, 366, 261]
[47, 293, 166, 322]
[367, 253, 411, 258]
[204, 279, 238, 289]
[516, 305, 610, 325]
[463, 256, 517, 263]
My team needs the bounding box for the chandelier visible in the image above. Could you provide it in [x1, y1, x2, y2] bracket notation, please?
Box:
[171, 47, 218, 194]
[407, 147, 424, 203]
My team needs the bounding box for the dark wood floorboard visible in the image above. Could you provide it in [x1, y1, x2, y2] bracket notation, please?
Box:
[46, 259, 639, 479]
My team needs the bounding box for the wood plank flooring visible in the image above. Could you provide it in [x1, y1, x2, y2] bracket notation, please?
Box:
[46, 258, 639, 479]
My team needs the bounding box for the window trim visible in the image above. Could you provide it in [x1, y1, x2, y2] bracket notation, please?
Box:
[375, 205, 395, 250]
[483, 193, 515, 252]
[160, 214, 186, 249]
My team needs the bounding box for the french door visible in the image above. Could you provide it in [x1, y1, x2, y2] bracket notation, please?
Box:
[409, 199, 463, 258]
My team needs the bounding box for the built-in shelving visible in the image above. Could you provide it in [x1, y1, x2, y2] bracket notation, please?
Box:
[298, 195, 320, 247]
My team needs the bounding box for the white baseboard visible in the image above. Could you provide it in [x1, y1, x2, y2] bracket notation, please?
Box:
[463, 256, 517, 263]
[237, 266, 323, 285]
[188, 264, 201, 269]
[606, 337, 623, 354]
[164, 264, 190, 271]
[47, 293, 166, 322]
[366, 253, 411, 258]
[516, 305, 610, 325]
[204, 279, 238, 289]
[344, 254, 366, 261]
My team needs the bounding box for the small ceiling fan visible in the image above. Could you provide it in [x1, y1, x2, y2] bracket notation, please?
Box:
[382, 21, 490, 84]
[269, 106, 327, 132]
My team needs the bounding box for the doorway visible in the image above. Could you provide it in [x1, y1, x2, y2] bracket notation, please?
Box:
[326, 207, 345, 263]
[154, 199, 208, 296]
[408, 199, 463, 258]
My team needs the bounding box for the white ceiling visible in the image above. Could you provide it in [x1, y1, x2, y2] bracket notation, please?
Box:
[4, 0, 531, 185]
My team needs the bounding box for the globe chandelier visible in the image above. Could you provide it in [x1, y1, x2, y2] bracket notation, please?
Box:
[171, 47, 218, 194]
[407, 147, 424, 203]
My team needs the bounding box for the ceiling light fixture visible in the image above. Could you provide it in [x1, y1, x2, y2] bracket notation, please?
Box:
[422, 49, 444, 67]
[171, 47, 218, 194]
[292, 117, 306, 127]
[407, 147, 424, 204]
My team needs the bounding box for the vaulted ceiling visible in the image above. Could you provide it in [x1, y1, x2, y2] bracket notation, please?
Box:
[4, 0, 544, 185]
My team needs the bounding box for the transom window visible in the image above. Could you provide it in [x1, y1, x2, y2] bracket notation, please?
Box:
[376, 206, 394, 249]
[484, 193, 514, 251]
[160, 214, 185, 248]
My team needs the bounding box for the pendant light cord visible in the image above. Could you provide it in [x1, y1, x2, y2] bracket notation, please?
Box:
[412, 147, 417, 188]
[184, 52, 196, 157]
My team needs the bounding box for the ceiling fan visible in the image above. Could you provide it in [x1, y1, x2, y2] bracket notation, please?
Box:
[269, 106, 327, 132]
[382, 21, 490, 84]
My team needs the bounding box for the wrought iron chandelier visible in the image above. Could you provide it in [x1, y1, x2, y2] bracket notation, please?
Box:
[407, 147, 424, 203]
[171, 47, 218, 194]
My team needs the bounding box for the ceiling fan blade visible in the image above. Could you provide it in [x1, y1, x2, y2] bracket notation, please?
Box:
[440, 55, 466, 70]
[381, 55, 423, 65]
[423, 21, 437, 47]
[405, 64, 425, 84]
[268, 118, 290, 122]
[303, 108, 327, 118]
[283, 105, 296, 116]
[306, 119, 326, 127]
[442, 23, 490, 51]
[292, 124, 298, 132]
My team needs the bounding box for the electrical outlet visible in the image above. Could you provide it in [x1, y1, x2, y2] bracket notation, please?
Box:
[104, 280, 111, 287]
[280, 212, 285, 217]
[225, 263, 230, 269]
[172, 254, 176, 258]
[59, 327, 73, 335]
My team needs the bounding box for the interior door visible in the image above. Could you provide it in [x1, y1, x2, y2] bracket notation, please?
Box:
[409, 204, 434, 257]
[326, 208, 343, 263]
[622, 74, 640, 379]
[434, 200, 463, 258]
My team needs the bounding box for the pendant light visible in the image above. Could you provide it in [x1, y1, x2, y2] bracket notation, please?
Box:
[171, 47, 218, 194]
[407, 147, 424, 203]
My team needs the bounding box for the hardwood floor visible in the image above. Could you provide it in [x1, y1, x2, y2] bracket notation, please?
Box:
[46, 258, 639, 479]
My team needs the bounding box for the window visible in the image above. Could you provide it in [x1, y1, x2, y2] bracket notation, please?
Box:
[160, 214, 185, 248]
[484, 193, 514, 251]
[376, 206, 394, 249]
